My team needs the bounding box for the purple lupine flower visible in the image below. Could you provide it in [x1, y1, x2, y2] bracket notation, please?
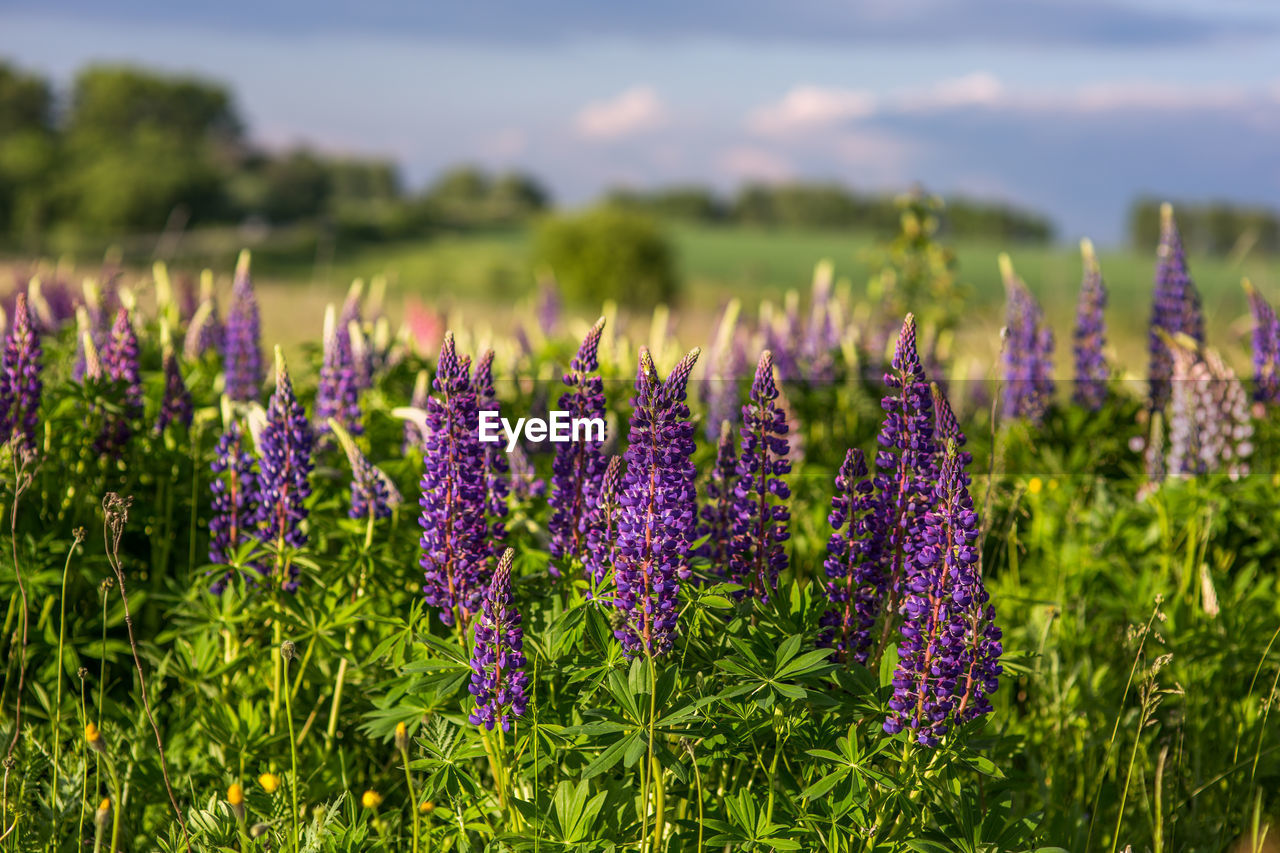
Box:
[467, 548, 529, 732]
[1165, 336, 1253, 480]
[0, 293, 43, 449]
[1245, 279, 1280, 406]
[507, 444, 546, 502]
[696, 420, 737, 577]
[154, 344, 193, 436]
[473, 349, 509, 551]
[999, 254, 1054, 425]
[727, 351, 791, 601]
[583, 455, 623, 590]
[818, 448, 882, 664]
[1072, 239, 1109, 411]
[613, 346, 699, 657]
[209, 418, 261, 593]
[223, 251, 263, 402]
[419, 332, 490, 626]
[257, 348, 314, 591]
[885, 431, 997, 746]
[330, 419, 400, 521]
[403, 369, 430, 455]
[315, 304, 362, 437]
[1202, 348, 1254, 480]
[548, 318, 608, 573]
[932, 383, 971, 483]
[97, 307, 142, 454]
[868, 314, 937, 657]
[665, 348, 702, 581]
[1148, 203, 1203, 411]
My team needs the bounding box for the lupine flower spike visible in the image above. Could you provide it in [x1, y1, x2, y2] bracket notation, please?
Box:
[0, 293, 43, 449]
[728, 351, 792, 600]
[155, 321, 193, 436]
[97, 306, 142, 454]
[329, 419, 400, 521]
[697, 420, 738, 577]
[819, 448, 882, 664]
[419, 332, 489, 626]
[316, 303, 362, 437]
[868, 314, 937, 658]
[468, 547, 529, 732]
[1148, 203, 1203, 411]
[613, 347, 699, 657]
[224, 250, 264, 402]
[583, 455, 623, 591]
[1244, 278, 1280, 407]
[549, 317, 608, 573]
[473, 348, 509, 551]
[257, 347, 314, 591]
[999, 254, 1055, 425]
[209, 405, 260, 594]
[886, 394, 1000, 745]
[1072, 238, 1109, 410]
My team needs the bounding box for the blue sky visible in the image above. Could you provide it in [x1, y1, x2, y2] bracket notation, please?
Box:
[3, 1, 1278, 242]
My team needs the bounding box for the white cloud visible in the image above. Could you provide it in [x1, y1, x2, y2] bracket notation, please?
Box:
[574, 86, 668, 140]
[718, 146, 793, 182]
[899, 71, 1004, 111]
[747, 86, 877, 135]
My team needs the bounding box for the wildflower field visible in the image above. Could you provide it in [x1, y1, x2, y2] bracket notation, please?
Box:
[1, 200, 1279, 853]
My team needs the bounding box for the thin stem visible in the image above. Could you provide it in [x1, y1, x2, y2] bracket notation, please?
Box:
[400, 741, 420, 853]
[283, 653, 301, 853]
[51, 534, 81, 825]
[645, 653, 663, 853]
[2, 454, 32, 829]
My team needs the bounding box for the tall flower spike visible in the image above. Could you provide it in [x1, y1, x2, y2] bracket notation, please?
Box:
[1148, 203, 1204, 410]
[1244, 279, 1280, 406]
[329, 419, 400, 521]
[209, 414, 261, 593]
[419, 332, 489, 626]
[932, 383, 971, 483]
[1072, 239, 1109, 411]
[467, 548, 529, 732]
[819, 448, 882, 664]
[613, 347, 699, 657]
[315, 304, 362, 437]
[224, 251, 264, 402]
[885, 431, 998, 746]
[728, 351, 792, 600]
[257, 347, 314, 591]
[697, 421, 738, 578]
[999, 255, 1054, 425]
[473, 349, 509, 551]
[155, 323, 193, 436]
[0, 293, 43, 449]
[868, 314, 937, 660]
[549, 318, 608, 573]
[97, 307, 142, 454]
[665, 347, 703, 579]
[583, 455, 623, 590]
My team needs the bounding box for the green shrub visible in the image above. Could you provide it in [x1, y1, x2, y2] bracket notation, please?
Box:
[532, 205, 679, 308]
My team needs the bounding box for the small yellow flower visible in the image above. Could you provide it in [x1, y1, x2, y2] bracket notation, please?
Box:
[227, 783, 244, 806]
[94, 797, 111, 827]
[419, 800, 435, 814]
[85, 722, 105, 753]
[1048, 478, 1060, 491]
[362, 789, 383, 809]
[258, 772, 281, 794]
[394, 721, 408, 751]
[1027, 477, 1043, 495]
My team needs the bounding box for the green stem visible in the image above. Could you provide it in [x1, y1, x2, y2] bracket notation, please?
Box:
[283, 654, 301, 853]
[645, 653, 663, 853]
[51, 537, 78, 823]
[106, 755, 122, 853]
[400, 743, 420, 853]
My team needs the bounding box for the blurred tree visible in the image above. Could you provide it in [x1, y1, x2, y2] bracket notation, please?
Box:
[533, 205, 678, 308]
[605, 185, 725, 223]
[59, 65, 243, 232]
[0, 62, 57, 241]
[1129, 198, 1279, 255]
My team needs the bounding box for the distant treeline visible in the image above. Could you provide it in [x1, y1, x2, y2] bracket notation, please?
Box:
[0, 62, 549, 246]
[604, 183, 1057, 243]
[1129, 198, 1280, 255]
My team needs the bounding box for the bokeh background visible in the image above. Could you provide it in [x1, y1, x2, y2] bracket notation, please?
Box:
[1, 0, 1278, 360]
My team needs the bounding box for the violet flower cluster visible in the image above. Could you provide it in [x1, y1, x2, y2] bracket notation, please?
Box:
[583, 455, 623, 590]
[209, 419, 261, 593]
[1000, 255, 1055, 425]
[727, 351, 792, 601]
[0, 293, 43, 449]
[697, 420, 737, 577]
[1246, 280, 1280, 406]
[97, 307, 142, 454]
[223, 252, 263, 402]
[155, 342, 193, 436]
[1148, 204, 1204, 411]
[315, 303, 362, 437]
[257, 349, 314, 590]
[1072, 239, 1109, 411]
[183, 274, 223, 361]
[418, 333, 491, 626]
[1165, 338, 1253, 480]
[473, 348, 509, 551]
[549, 318, 609, 572]
[467, 548, 529, 732]
[818, 448, 881, 664]
[885, 436, 1001, 746]
[613, 346, 699, 657]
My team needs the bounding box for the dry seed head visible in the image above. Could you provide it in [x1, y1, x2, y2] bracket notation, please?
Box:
[280, 640, 296, 661]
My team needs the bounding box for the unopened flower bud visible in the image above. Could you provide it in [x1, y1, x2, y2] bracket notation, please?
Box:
[394, 721, 408, 751]
[280, 640, 296, 661]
